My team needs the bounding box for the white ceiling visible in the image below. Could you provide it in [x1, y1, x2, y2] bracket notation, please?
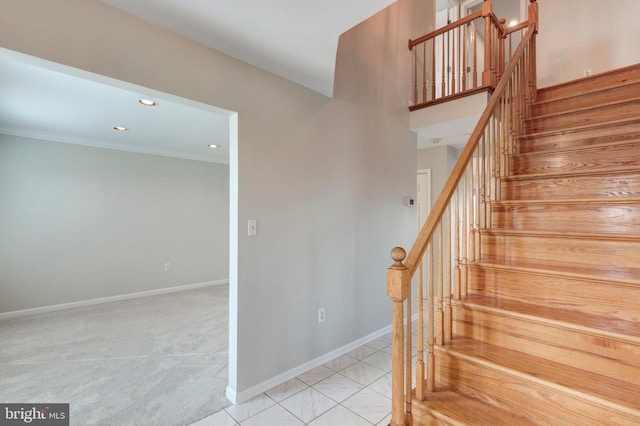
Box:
[99, 0, 397, 98]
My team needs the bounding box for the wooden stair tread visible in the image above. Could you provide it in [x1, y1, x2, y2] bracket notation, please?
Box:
[493, 196, 640, 205]
[472, 259, 640, 286]
[531, 81, 640, 113]
[527, 98, 640, 123]
[512, 138, 640, 159]
[457, 294, 640, 342]
[502, 167, 640, 182]
[480, 227, 640, 241]
[440, 336, 640, 413]
[519, 116, 640, 141]
[413, 386, 538, 426]
[524, 99, 640, 133]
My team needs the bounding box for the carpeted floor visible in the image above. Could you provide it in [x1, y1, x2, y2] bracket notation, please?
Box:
[0, 285, 231, 425]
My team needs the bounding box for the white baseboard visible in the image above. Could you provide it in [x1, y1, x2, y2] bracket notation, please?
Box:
[226, 322, 395, 404]
[0, 279, 228, 320]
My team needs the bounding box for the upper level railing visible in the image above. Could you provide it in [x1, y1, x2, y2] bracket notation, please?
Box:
[409, 0, 533, 109]
[387, 1, 538, 425]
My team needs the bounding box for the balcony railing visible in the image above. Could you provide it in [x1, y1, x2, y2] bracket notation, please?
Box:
[409, 0, 534, 110]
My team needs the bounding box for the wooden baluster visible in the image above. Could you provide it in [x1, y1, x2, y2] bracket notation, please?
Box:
[488, 107, 495, 207]
[473, 20, 478, 88]
[494, 95, 507, 191]
[468, 158, 476, 263]
[412, 47, 418, 105]
[508, 33, 513, 62]
[469, 155, 474, 262]
[493, 23, 499, 85]
[499, 18, 506, 79]
[431, 39, 436, 101]
[445, 205, 452, 341]
[461, 170, 468, 297]
[529, 0, 538, 101]
[479, 132, 486, 231]
[477, 139, 483, 230]
[405, 274, 412, 426]
[496, 97, 503, 195]
[437, 222, 444, 345]
[505, 81, 512, 170]
[524, 43, 531, 119]
[454, 188, 461, 301]
[422, 42, 427, 103]
[387, 247, 408, 426]
[416, 260, 425, 401]
[441, 33, 446, 97]
[513, 61, 521, 139]
[451, 28, 456, 95]
[427, 243, 435, 392]
[462, 23, 467, 91]
[476, 145, 483, 259]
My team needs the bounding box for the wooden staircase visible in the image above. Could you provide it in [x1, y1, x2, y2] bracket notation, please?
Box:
[410, 64, 640, 425]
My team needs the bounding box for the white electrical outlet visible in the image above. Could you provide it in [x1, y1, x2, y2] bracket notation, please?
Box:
[164, 262, 171, 271]
[318, 307, 326, 324]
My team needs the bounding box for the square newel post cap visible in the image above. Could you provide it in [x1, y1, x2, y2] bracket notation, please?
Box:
[387, 247, 410, 301]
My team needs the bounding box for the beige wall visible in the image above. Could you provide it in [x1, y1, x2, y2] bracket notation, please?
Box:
[537, 0, 640, 87]
[0, 0, 434, 400]
[0, 135, 229, 312]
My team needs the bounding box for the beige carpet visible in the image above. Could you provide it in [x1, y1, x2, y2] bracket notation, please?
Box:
[0, 285, 231, 425]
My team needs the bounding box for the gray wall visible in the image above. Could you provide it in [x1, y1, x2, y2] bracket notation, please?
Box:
[0, 0, 433, 399]
[537, 0, 640, 87]
[0, 135, 229, 312]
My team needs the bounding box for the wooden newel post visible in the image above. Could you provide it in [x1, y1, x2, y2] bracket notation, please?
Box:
[387, 247, 409, 426]
[481, 0, 493, 86]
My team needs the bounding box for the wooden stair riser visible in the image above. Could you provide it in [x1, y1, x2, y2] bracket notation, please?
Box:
[501, 171, 640, 200]
[531, 82, 640, 117]
[479, 232, 640, 269]
[435, 347, 640, 426]
[525, 100, 640, 133]
[509, 142, 640, 176]
[491, 202, 640, 234]
[534, 64, 640, 103]
[518, 119, 640, 154]
[466, 265, 640, 322]
[453, 303, 640, 383]
[413, 388, 538, 426]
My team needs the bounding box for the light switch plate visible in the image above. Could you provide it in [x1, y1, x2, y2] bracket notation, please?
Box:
[248, 219, 257, 236]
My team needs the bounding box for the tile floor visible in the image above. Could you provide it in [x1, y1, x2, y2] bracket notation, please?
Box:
[191, 333, 397, 426]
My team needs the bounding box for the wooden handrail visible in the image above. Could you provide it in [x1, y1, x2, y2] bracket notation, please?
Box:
[505, 20, 529, 36]
[388, 2, 538, 424]
[409, 10, 482, 50]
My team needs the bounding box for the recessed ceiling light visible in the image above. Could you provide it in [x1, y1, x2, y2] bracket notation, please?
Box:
[208, 144, 219, 149]
[113, 126, 128, 132]
[138, 98, 158, 107]
[508, 19, 519, 27]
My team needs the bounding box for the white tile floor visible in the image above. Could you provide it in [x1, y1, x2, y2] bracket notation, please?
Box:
[191, 333, 396, 426]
